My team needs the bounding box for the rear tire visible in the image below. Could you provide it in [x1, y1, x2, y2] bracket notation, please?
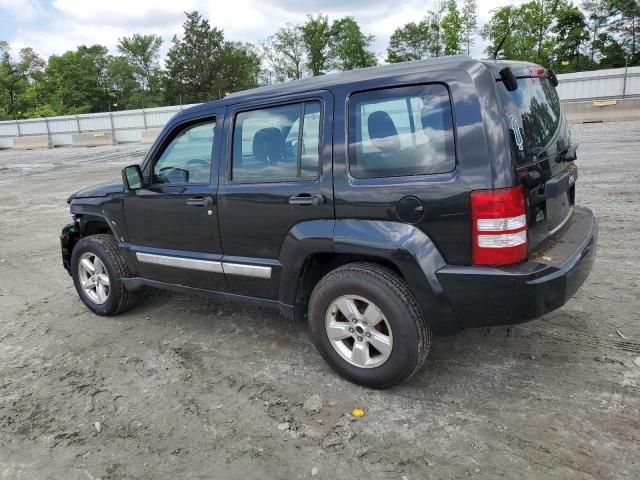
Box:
[308, 262, 430, 388]
[71, 234, 138, 316]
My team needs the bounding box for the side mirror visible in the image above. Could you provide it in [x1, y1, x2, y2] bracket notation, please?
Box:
[122, 164, 143, 192]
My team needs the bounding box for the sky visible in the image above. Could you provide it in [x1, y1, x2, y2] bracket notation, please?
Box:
[0, 0, 528, 63]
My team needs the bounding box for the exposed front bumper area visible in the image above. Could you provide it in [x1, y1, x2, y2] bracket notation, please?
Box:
[60, 222, 80, 274]
[436, 207, 597, 328]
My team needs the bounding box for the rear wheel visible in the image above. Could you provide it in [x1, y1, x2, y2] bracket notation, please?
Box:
[308, 262, 430, 388]
[71, 234, 138, 316]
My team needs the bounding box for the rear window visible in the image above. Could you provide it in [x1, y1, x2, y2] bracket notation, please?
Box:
[498, 77, 564, 165]
[348, 84, 455, 179]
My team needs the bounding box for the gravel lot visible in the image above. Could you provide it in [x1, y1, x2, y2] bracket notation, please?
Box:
[0, 121, 639, 480]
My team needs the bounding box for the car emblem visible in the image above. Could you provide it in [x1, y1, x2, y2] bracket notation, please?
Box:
[508, 114, 524, 151]
[536, 210, 545, 223]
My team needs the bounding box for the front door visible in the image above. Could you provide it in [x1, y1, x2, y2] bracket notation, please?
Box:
[123, 109, 227, 291]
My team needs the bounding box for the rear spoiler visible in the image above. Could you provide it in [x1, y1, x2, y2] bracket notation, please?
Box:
[497, 65, 558, 92]
[480, 60, 558, 87]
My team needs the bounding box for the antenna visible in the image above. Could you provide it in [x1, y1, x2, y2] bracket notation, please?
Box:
[491, 9, 522, 60]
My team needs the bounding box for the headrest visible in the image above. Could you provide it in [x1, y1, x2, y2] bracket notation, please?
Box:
[252, 127, 283, 163]
[367, 111, 401, 153]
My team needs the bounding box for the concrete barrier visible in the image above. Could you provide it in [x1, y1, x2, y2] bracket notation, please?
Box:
[12, 135, 51, 150]
[141, 128, 162, 144]
[72, 132, 115, 147]
[563, 97, 640, 123]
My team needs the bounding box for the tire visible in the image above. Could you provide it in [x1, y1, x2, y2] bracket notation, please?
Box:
[308, 262, 431, 389]
[71, 234, 138, 316]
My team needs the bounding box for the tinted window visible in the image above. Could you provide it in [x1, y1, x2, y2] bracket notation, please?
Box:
[232, 101, 321, 182]
[498, 77, 564, 165]
[153, 120, 215, 184]
[349, 84, 455, 178]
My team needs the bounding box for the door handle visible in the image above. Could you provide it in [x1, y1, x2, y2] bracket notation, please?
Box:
[186, 195, 213, 207]
[288, 194, 324, 206]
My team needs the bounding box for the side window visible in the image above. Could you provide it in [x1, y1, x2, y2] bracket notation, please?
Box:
[153, 120, 215, 184]
[232, 101, 321, 182]
[348, 84, 455, 179]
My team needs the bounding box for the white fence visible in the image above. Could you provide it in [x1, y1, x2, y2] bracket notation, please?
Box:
[557, 66, 640, 101]
[0, 104, 197, 149]
[1, 66, 639, 149]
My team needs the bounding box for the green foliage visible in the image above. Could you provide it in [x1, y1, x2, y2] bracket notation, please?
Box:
[426, 3, 446, 57]
[609, 0, 640, 64]
[442, 0, 463, 55]
[117, 33, 163, 92]
[460, 0, 478, 55]
[480, 0, 637, 70]
[0, 4, 637, 120]
[553, 4, 590, 71]
[164, 11, 226, 104]
[262, 24, 306, 83]
[481, 0, 584, 67]
[164, 11, 259, 104]
[41, 45, 112, 114]
[386, 21, 432, 63]
[329, 17, 377, 70]
[0, 44, 45, 119]
[301, 14, 332, 76]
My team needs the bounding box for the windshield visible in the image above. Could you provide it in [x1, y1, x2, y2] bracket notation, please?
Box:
[498, 77, 567, 166]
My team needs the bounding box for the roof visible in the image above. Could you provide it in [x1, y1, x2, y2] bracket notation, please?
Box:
[178, 55, 542, 118]
[222, 55, 477, 104]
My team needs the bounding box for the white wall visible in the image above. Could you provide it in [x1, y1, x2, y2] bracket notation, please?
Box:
[556, 66, 640, 101]
[1, 66, 639, 149]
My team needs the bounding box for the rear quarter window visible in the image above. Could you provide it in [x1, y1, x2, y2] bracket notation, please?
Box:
[348, 84, 455, 179]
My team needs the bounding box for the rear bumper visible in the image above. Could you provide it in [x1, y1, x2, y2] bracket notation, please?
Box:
[436, 207, 597, 328]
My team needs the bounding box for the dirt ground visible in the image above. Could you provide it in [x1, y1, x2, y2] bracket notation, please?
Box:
[0, 121, 639, 480]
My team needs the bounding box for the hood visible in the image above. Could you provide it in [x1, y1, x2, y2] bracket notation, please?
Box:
[67, 180, 123, 203]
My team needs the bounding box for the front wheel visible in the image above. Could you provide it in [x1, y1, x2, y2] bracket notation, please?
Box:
[71, 234, 138, 316]
[308, 262, 431, 388]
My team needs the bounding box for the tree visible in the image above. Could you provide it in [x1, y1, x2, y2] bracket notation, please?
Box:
[593, 31, 627, 66]
[117, 33, 162, 91]
[609, 0, 640, 64]
[164, 11, 257, 104]
[41, 45, 112, 114]
[481, 1, 569, 66]
[441, 0, 463, 55]
[329, 17, 377, 70]
[262, 24, 306, 82]
[301, 14, 331, 76]
[553, 4, 590, 71]
[386, 21, 432, 63]
[460, 0, 478, 55]
[582, 0, 611, 63]
[0, 43, 46, 118]
[426, 3, 446, 57]
[221, 42, 262, 92]
[106, 56, 141, 109]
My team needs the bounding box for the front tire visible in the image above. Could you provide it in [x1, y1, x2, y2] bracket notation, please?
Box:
[308, 262, 430, 388]
[71, 234, 138, 316]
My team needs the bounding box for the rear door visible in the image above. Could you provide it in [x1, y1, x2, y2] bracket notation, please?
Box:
[217, 91, 334, 299]
[498, 74, 576, 251]
[123, 108, 227, 291]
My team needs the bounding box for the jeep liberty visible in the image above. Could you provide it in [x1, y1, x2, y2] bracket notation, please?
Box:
[61, 56, 597, 388]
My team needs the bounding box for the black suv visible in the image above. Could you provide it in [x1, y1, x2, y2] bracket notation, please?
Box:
[61, 56, 597, 388]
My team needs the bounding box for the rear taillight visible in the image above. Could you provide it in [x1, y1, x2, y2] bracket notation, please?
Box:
[470, 186, 528, 266]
